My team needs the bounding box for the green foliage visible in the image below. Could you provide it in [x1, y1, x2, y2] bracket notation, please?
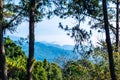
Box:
[4, 37, 27, 79]
[4, 37, 62, 80]
[50, 63, 62, 80]
[2, 0, 120, 80]
[63, 60, 92, 80]
[33, 61, 48, 80]
[33, 59, 62, 80]
[62, 45, 120, 80]
[54, 0, 101, 19]
[6, 56, 27, 80]
[19, 0, 52, 22]
[2, 0, 23, 31]
[4, 37, 26, 58]
[5, 37, 120, 80]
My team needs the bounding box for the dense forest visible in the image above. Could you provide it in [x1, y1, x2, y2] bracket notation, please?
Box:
[0, 0, 120, 80]
[2, 37, 120, 80]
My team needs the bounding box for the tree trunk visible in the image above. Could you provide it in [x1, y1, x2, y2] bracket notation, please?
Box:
[0, 0, 8, 80]
[27, 0, 35, 80]
[116, 0, 119, 52]
[102, 0, 116, 80]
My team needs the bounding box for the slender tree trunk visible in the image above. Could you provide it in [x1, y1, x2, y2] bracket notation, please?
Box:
[0, 0, 7, 80]
[27, 0, 35, 80]
[102, 0, 116, 80]
[116, 0, 119, 52]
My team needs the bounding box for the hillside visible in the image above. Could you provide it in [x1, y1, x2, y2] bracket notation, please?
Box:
[6, 35, 78, 62]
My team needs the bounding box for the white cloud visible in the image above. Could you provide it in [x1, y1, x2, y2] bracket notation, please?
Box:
[35, 34, 74, 45]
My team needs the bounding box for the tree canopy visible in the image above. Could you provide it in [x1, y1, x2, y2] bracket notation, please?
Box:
[0, 0, 120, 80]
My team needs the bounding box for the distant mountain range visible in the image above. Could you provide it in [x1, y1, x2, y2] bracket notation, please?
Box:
[5, 35, 78, 63]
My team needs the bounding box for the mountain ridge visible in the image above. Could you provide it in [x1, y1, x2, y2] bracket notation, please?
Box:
[5, 35, 77, 63]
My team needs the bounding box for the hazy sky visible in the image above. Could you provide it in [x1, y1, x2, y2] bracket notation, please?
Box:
[6, 17, 76, 45]
[6, 16, 101, 46]
[5, 0, 110, 46]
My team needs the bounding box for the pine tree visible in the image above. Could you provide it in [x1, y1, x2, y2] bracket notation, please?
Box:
[27, 0, 35, 80]
[116, 0, 119, 52]
[0, 0, 7, 79]
[102, 0, 116, 79]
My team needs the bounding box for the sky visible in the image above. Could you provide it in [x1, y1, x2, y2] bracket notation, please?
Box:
[5, 0, 110, 46]
[5, 15, 102, 46]
[6, 17, 76, 45]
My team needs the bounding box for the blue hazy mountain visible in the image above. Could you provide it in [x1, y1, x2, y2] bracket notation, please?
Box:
[40, 41, 74, 50]
[22, 42, 77, 62]
[6, 35, 78, 62]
